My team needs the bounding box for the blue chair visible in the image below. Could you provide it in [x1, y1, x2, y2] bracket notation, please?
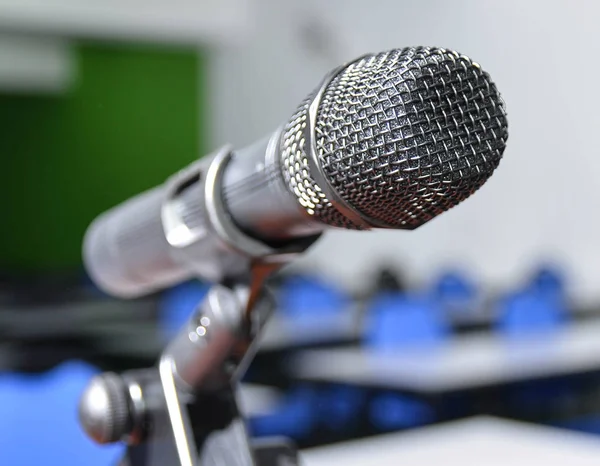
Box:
[369, 392, 435, 431]
[276, 276, 361, 435]
[528, 264, 566, 304]
[554, 415, 600, 436]
[247, 385, 319, 440]
[432, 270, 478, 317]
[317, 384, 366, 432]
[364, 293, 449, 350]
[0, 361, 124, 466]
[364, 293, 449, 431]
[495, 288, 572, 413]
[159, 280, 210, 339]
[496, 289, 567, 337]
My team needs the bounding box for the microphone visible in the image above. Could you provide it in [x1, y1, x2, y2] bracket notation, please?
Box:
[84, 47, 508, 298]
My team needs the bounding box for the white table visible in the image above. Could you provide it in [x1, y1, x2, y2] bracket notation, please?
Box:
[301, 416, 600, 466]
[75, 301, 360, 360]
[289, 320, 600, 393]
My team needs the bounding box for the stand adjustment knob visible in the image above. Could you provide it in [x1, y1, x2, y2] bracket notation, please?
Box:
[78, 372, 131, 444]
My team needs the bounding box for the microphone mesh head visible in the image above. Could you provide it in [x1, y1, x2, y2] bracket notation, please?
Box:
[280, 47, 508, 229]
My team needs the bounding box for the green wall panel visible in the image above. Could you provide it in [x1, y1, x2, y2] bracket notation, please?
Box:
[0, 42, 205, 272]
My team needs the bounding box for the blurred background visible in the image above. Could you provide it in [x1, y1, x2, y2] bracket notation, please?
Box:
[3, 0, 600, 465]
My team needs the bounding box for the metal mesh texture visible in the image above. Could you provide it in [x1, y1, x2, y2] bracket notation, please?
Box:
[280, 46, 508, 229]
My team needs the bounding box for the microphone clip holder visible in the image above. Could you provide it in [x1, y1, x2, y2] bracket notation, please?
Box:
[79, 277, 298, 466]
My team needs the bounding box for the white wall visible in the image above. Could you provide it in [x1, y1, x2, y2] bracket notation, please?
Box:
[0, 1, 251, 91]
[209, 0, 600, 302]
[0, 34, 74, 93]
[0, 0, 251, 45]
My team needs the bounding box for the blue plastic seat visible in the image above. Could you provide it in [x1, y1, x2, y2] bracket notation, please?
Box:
[0, 361, 124, 466]
[273, 276, 361, 435]
[277, 275, 348, 321]
[364, 292, 450, 350]
[496, 289, 567, 337]
[317, 384, 366, 432]
[528, 264, 566, 304]
[496, 286, 572, 412]
[247, 385, 319, 440]
[369, 392, 435, 431]
[554, 415, 600, 435]
[364, 293, 448, 431]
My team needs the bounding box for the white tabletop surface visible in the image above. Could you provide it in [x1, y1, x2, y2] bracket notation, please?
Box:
[301, 416, 600, 466]
[258, 306, 360, 351]
[83, 303, 360, 358]
[237, 383, 282, 417]
[289, 319, 600, 393]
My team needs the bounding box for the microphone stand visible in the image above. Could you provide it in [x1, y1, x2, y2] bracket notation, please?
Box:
[80, 265, 298, 466]
[78, 146, 318, 466]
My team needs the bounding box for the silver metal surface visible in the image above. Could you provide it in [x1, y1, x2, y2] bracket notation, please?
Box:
[222, 131, 324, 242]
[78, 372, 130, 444]
[160, 148, 240, 284]
[204, 149, 276, 259]
[162, 156, 211, 250]
[162, 145, 317, 286]
[163, 285, 245, 392]
[83, 184, 193, 298]
[280, 46, 509, 230]
[121, 373, 150, 445]
[158, 357, 197, 466]
[84, 142, 320, 298]
[163, 146, 290, 285]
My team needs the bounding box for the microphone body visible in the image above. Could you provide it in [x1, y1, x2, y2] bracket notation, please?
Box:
[84, 134, 320, 298]
[84, 47, 508, 298]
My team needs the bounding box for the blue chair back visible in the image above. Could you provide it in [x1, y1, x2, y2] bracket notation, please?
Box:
[496, 289, 567, 337]
[529, 265, 566, 303]
[0, 361, 124, 466]
[432, 270, 477, 315]
[247, 385, 319, 440]
[364, 293, 449, 350]
[317, 385, 366, 431]
[364, 293, 446, 430]
[369, 391, 435, 431]
[277, 275, 348, 322]
[554, 415, 600, 435]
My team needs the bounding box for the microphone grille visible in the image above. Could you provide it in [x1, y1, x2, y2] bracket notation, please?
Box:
[280, 47, 508, 230]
